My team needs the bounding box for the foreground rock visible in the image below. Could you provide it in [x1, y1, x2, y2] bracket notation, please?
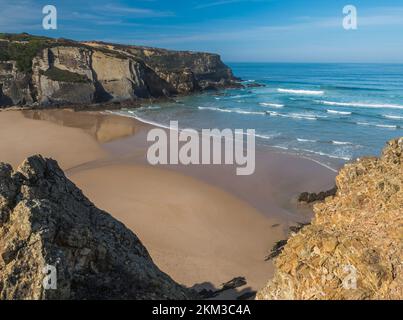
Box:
[257, 138, 403, 300]
[0, 155, 193, 300]
[0, 33, 240, 107]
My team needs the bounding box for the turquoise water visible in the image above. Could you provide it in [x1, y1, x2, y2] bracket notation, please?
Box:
[112, 63, 403, 169]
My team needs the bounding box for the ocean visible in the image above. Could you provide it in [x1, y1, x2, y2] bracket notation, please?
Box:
[110, 63, 403, 170]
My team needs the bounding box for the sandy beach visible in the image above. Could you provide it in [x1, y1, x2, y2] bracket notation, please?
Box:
[0, 109, 336, 298]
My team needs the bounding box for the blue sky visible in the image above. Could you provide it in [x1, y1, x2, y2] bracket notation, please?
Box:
[1, 0, 403, 62]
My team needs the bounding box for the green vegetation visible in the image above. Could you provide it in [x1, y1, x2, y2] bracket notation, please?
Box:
[42, 67, 90, 83]
[0, 33, 50, 42]
[0, 35, 49, 72]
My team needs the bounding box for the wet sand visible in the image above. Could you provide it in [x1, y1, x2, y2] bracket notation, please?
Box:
[0, 109, 336, 298]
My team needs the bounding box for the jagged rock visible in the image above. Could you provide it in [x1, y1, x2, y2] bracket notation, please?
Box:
[298, 186, 337, 203]
[0, 155, 193, 300]
[246, 83, 265, 88]
[0, 61, 33, 105]
[257, 138, 403, 300]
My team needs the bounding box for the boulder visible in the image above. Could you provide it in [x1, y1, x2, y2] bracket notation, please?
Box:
[0, 155, 193, 300]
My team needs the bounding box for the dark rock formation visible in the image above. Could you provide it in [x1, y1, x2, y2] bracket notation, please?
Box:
[246, 83, 265, 88]
[0, 155, 194, 300]
[0, 34, 240, 107]
[298, 186, 337, 203]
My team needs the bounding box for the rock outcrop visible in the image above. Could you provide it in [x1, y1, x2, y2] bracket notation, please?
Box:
[257, 138, 403, 300]
[0, 155, 193, 300]
[0, 61, 33, 105]
[0, 34, 239, 107]
[298, 186, 337, 204]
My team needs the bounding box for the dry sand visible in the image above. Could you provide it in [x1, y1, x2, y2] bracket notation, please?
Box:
[0, 109, 336, 298]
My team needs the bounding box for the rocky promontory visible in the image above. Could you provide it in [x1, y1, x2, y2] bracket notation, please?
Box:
[0, 155, 194, 299]
[257, 138, 403, 300]
[0, 33, 240, 107]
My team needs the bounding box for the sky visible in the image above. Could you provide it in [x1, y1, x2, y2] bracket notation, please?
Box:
[1, 0, 403, 63]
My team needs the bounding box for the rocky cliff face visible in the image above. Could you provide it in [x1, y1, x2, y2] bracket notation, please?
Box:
[0, 34, 239, 107]
[0, 60, 34, 105]
[0, 155, 193, 300]
[257, 138, 403, 300]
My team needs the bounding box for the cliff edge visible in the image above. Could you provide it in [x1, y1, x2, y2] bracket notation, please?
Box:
[0, 33, 239, 107]
[257, 138, 403, 300]
[0, 155, 193, 300]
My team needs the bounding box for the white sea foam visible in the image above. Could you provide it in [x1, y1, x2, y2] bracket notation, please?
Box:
[267, 111, 318, 120]
[105, 110, 172, 130]
[293, 147, 352, 161]
[317, 100, 403, 109]
[383, 115, 403, 120]
[198, 106, 232, 113]
[235, 110, 266, 115]
[297, 138, 317, 143]
[357, 121, 398, 129]
[225, 94, 255, 99]
[259, 102, 284, 108]
[332, 140, 353, 145]
[266, 111, 318, 120]
[376, 124, 398, 129]
[198, 106, 265, 115]
[255, 133, 276, 140]
[272, 145, 289, 150]
[132, 106, 162, 112]
[277, 88, 324, 95]
[327, 109, 352, 115]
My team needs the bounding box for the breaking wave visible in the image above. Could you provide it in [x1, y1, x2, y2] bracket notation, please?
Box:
[383, 115, 403, 120]
[356, 122, 398, 129]
[198, 106, 265, 115]
[327, 109, 352, 115]
[317, 100, 403, 109]
[259, 102, 284, 108]
[277, 88, 324, 95]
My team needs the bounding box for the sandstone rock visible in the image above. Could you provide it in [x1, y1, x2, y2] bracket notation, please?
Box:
[0, 34, 239, 107]
[257, 138, 403, 300]
[0, 155, 193, 300]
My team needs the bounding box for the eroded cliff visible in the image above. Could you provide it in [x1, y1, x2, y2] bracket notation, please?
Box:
[257, 138, 403, 300]
[0, 33, 239, 107]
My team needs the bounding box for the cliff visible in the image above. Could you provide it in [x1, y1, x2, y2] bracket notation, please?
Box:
[0, 33, 239, 107]
[0, 155, 193, 300]
[257, 138, 403, 300]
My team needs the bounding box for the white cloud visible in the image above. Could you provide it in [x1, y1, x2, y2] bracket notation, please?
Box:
[195, 0, 269, 10]
[96, 4, 174, 17]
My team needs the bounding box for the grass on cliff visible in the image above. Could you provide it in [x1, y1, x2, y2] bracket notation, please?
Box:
[0, 36, 48, 72]
[42, 67, 90, 83]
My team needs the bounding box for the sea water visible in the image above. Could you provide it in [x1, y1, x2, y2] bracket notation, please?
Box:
[111, 63, 403, 170]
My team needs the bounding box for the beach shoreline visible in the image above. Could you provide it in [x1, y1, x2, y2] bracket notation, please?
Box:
[0, 108, 336, 298]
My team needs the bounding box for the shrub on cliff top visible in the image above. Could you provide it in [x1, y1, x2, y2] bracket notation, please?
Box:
[0, 39, 48, 72]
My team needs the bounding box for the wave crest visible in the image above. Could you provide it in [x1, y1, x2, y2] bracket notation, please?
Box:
[327, 109, 352, 115]
[278, 88, 324, 95]
[317, 100, 403, 109]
